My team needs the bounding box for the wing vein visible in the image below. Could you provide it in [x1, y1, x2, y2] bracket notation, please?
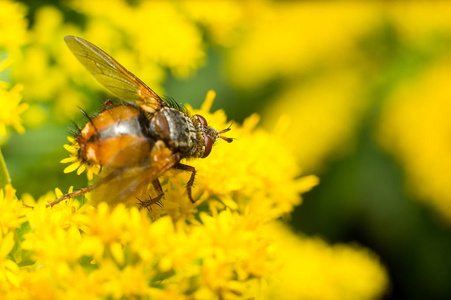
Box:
[65, 35, 165, 109]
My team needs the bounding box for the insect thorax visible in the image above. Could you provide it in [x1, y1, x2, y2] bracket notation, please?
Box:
[149, 107, 204, 158]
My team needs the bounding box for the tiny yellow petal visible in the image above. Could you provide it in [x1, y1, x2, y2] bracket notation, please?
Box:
[63, 144, 77, 152]
[111, 242, 124, 265]
[87, 170, 94, 181]
[64, 161, 81, 173]
[60, 157, 77, 164]
[0, 232, 15, 257]
[4, 261, 20, 287]
[296, 175, 320, 193]
[201, 90, 216, 113]
[77, 164, 86, 175]
[242, 113, 260, 132]
[55, 188, 63, 198]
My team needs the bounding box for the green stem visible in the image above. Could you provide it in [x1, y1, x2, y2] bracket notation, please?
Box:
[0, 148, 11, 188]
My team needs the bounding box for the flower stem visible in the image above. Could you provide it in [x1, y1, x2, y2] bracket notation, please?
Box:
[0, 148, 11, 188]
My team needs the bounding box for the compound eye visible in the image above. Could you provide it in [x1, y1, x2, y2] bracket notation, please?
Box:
[195, 114, 208, 127]
[202, 135, 213, 158]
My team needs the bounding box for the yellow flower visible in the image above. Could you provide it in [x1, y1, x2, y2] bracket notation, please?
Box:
[0, 85, 388, 298]
[0, 59, 28, 137]
[9, 91, 308, 297]
[263, 222, 388, 300]
[226, 2, 379, 89]
[182, 1, 244, 47]
[262, 69, 369, 172]
[186, 92, 319, 221]
[0, 0, 28, 52]
[6, 2, 197, 121]
[378, 60, 451, 222]
[60, 136, 100, 181]
[0, 184, 25, 289]
[0, 231, 20, 287]
[70, 0, 205, 78]
[0, 184, 26, 233]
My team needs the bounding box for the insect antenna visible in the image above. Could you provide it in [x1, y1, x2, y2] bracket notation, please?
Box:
[219, 136, 234, 143]
[217, 122, 234, 143]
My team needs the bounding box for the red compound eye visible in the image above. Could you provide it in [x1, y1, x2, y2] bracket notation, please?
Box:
[195, 114, 213, 158]
[202, 135, 213, 158]
[195, 114, 207, 127]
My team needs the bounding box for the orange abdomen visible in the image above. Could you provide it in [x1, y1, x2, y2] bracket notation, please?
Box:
[78, 106, 152, 167]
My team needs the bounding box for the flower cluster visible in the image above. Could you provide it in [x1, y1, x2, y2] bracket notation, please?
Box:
[0, 185, 26, 290]
[0, 91, 388, 299]
[378, 61, 451, 221]
[0, 0, 28, 53]
[221, 1, 451, 226]
[0, 1, 28, 138]
[0, 69, 28, 137]
[223, 2, 379, 171]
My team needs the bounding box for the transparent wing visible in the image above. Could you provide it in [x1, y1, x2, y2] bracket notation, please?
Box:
[65, 35, 166, 112]
[91, 139, 180, 206]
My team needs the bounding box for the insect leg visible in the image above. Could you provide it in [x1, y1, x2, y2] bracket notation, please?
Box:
[137, 179, 164, 209]
[46, 184, 97, 207]
[173, 163, 196, 203]
[152, 179, 164, 201]
[46, 168, 124, 208]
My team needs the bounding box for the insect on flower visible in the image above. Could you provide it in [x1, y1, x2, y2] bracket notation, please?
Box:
[47, 36, 232, 208]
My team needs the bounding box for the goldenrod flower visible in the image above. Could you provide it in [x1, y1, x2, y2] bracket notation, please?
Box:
[0, 59, 28, 137]
[0, 0, 28, 52]
[226, 2, 378, 89]
[0, 184, 26, 233]
[3, 183, 389, 299]
[60, 136, 100, 181]
[378, 60, 451, 221]
[263, 222, 388, 300]
[0, 185, 25, 289]
[262, 70, 368, 172]
[0, 230, 20, 287]
[8, 91, 386, 299]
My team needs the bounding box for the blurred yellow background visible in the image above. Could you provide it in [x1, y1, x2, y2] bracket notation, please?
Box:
[2, 0, 451, 298]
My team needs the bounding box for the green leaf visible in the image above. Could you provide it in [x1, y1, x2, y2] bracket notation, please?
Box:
[0, 148, 11, 188]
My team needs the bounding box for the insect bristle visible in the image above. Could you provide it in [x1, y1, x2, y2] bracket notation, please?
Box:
[68, 120, 82, 137]
[79, 107, 99, 134]
[164, 96, 190, 116]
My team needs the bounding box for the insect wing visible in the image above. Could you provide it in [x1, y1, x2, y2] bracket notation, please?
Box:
[91, 140, 180, 206]
[92, 164, 155, 207]
[65, 36, 166, 113]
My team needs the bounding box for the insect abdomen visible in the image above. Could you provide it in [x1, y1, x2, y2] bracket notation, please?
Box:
[78, 106, 153, 167]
